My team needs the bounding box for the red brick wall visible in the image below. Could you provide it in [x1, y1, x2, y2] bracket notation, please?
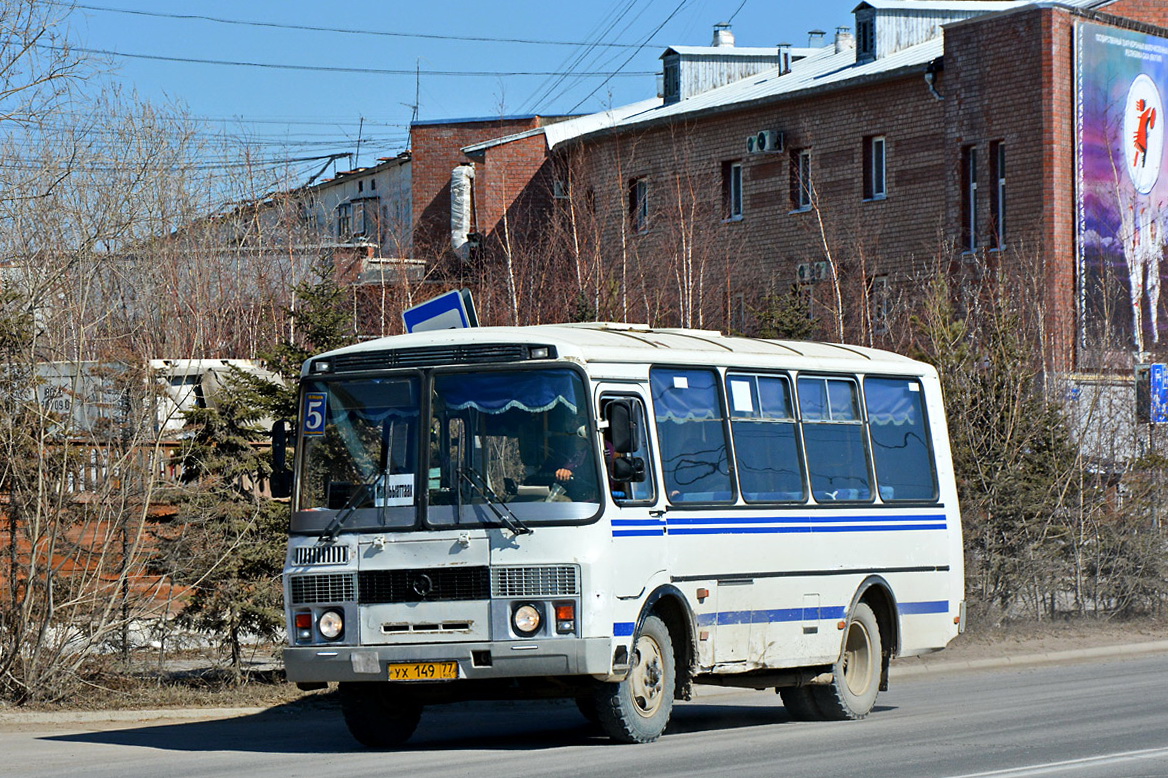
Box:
[410, 118, 542, 257]
[1100, 0, 1168, 26]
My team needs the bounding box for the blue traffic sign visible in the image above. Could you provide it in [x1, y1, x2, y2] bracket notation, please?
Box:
[401, 289, 479, 333]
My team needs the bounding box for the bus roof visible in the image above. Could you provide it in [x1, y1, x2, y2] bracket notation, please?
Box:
[307, 322, 931, 377]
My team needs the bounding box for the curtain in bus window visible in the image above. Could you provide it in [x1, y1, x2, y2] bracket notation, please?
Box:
[727, 374, 805, 502]
[438, 371, 583, 415]
[798, 376, 871, 501]
[864, 377, 937, 501]
[651, 368, 733, 503]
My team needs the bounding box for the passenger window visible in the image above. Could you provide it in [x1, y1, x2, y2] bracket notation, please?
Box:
[650, 368, 734, 504]
[726, 374, 806, 502]
[797, 376, 871, 502]
[865, 377, 937, 501]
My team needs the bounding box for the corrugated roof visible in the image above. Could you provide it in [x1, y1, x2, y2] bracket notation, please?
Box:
[853, 0, 1028, 11]
[662, 46, 789, 58]
[461, 98, 663, 155]
[594, 37, 943, 133]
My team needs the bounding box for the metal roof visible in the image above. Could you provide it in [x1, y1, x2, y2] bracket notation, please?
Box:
[461, 98, 663, 155]
[853, 0, 1027, 10]
[661, 46, 793, 58]
[594, 36, 944, 133]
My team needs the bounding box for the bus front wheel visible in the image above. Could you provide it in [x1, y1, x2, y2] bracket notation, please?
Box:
[593, 614, 675, 743]
[811, 601, 882, 720]
[339, 682, 423, 749]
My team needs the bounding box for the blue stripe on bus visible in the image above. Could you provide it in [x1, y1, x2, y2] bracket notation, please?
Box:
[611, 514, 946, 538]
[693, 601, 948, 627]
[897, 599, 950, 615]
[665, 514, 946, 525]
[668, 524, 947, 535]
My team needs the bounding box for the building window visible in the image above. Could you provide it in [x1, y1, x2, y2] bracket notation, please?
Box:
[961, 145, 978, 252]
[336, 202, 352, 238]
[663, 61, 680, 104]
[629, 177, 649, 233]
[791, 149, 812, 211]
[723, 161, 743, 220]
[857, 18, 875, 59]
[863, 135, 886, 200]
[990, 141, 1005, 249]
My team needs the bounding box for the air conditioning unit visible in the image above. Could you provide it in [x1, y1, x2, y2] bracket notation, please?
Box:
[746, 134, 759, 154]
[755, 130, 784, 153]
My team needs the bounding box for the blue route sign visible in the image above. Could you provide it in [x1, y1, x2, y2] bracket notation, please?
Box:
[401, 289, 479, 333]
[1136, 363, 1168, 425]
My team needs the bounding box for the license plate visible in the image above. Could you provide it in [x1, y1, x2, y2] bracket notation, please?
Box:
[388, 661, 458, 681]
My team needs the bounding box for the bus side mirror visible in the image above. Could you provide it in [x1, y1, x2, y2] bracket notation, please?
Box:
[606, 400, 637, 454]
[270, 419, 293, 499]
[612, 456, 646, 483]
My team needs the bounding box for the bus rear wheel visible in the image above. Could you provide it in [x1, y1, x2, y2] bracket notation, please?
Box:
[811, 601, 882, 720]
[339, 682, 423, 749]
[778, 686, 825, 721]
[593, 614, 675, 743]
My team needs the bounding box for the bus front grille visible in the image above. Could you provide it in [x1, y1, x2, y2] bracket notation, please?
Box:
[289, 573, 356, 604]
[358, 567, 491, 603]
[293, 544, 350, 566]
[491, 565, 579, 597]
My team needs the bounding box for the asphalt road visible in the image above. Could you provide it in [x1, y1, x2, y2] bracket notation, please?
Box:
[3, 653, 1168, 778]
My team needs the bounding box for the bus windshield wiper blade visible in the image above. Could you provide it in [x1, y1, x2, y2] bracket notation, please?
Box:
[457, 466, 532, 536]
[319, 471, 382, 541]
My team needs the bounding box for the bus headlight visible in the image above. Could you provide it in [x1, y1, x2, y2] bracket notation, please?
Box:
[318, 609, 344, 640]
[511, 603, 542, 636]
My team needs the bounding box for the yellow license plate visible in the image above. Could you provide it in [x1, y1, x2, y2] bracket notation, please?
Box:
[388, 661, 458, 681]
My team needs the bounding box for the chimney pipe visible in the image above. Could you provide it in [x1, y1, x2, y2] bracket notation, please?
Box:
[835, 26, 854, 53]
[712, 22, 735, 47]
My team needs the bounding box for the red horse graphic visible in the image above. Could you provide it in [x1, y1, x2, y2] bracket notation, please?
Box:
[1134, 98, 1157, 168]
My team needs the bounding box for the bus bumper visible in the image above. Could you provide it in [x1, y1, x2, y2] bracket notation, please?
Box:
[284, 637, 618, 683]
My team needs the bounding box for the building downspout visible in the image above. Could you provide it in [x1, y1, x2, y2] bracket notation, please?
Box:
[925, 57, 945, 101]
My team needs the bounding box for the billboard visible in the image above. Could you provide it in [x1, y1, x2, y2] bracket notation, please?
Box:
[1077, 22, 1168, 357]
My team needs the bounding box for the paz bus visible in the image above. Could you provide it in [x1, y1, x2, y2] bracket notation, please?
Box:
[279, 322, 964, 746]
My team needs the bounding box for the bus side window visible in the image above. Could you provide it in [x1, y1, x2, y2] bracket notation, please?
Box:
[864, 377, 937, 501]
[727, 373, 806, 502]
[798, 376, 872, 502]
[650, 368, 735, 504]
[601, 396, 655, 503]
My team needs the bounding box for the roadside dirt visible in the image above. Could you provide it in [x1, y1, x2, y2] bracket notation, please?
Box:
[893, 616, 1168, 668]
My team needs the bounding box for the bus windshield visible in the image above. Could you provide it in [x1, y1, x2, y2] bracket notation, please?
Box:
[291, 367, 601, 534]
[427, 368, 600, 527]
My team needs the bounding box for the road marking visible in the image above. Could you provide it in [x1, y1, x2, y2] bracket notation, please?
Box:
[942, 747, 1168, 777]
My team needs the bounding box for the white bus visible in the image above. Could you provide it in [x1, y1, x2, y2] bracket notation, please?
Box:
[280, 323, 964, 746]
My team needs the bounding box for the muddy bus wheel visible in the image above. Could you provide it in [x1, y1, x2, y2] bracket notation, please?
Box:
[594, 614, 675, 743]
[339, 682, 423, 749]
[811, 602, 882, 720]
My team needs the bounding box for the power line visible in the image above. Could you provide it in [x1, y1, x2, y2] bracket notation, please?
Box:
[53, 45, 655, 78]
[568, 0, 691, 113]
[73, 4, 665, 49]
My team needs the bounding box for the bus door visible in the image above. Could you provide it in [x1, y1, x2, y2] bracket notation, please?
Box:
[598, 389, 662, 599]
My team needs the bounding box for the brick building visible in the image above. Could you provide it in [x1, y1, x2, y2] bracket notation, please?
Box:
[406, 0, 1168, 386]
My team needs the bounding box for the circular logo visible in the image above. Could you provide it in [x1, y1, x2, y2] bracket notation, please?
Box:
[1124, 73, 1164, 195]
[410, 573, 434, 598]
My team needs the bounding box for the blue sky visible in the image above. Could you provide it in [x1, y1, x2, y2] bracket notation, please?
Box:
[67, 0, 860, 182]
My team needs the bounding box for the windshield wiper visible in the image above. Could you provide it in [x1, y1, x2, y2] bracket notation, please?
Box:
[457, 466, 532, 536]
[319, 470, 383, 542]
